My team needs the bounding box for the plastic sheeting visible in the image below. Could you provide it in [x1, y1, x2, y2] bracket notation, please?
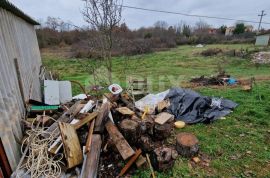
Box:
[165, 87, 238, 124]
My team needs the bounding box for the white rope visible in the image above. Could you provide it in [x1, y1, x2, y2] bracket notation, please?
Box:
[16, 116, 64, 178]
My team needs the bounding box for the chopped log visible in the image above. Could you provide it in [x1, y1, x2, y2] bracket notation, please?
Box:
[119, 119, 140, 145]
[73, 112, 98, 130]
[58, 122, 83, 169]
[155, 112, 174, 125]
[135, 155, 147, 168]
[116, 107, 135, 115]
[94, 102, 110, 134]
[139, 135, 154, 152]
[105, 120, 135, 160]
[44, 101, 81, 138]
[176, 133, 199, 158]
[85, 119, 95, 153]
[81, 134, 102, 178]
[150, 147, 177, 172]
[154, 123, 173, 140]
[119, 149, 142, 176]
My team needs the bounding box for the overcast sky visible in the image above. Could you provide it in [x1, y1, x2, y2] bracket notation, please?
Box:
[9, 0, 270, 29]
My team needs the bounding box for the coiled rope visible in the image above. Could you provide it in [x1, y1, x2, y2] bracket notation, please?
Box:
[16, 116, 64, 178]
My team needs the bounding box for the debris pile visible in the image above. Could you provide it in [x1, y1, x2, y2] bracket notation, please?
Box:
[12, 83, 238, 178]
[252, 51, 270, 64]
[190, 73, 237, 86]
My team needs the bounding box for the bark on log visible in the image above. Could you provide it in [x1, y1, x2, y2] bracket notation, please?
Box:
[176, 133, 199, 158]
[105, 120, 135, 160]
[150, 147, 177, 172]
[119, 119, 140, 145]
[154, 123, 173, 140]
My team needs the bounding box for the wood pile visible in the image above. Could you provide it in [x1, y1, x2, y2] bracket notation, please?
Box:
[13, 92, 200, 178]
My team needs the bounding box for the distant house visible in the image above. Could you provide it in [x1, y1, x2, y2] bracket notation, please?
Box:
[208, 28, 218, 35]
[255, 33, 270, 46]
[225, 27, 235, 36]
[0, 0, 42, 176]
[245, 25, 253, 32]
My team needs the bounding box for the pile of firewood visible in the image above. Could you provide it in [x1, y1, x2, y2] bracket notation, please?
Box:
[13, 92, 200, 178]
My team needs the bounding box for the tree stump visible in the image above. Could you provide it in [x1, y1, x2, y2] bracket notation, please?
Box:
[119, 119, 140, 145]
[150, 146, 177, 172]
[176, 133, 199, 158]
[154, 123, 173, 140]
[138, 135, 154, 152]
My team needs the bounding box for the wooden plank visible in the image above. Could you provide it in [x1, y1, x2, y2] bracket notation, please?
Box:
[73, 112, 98, 130]
[94, 102, 110, 133]
[155, 112, 174, 125]
[105, 120, 135, 160]
[14, 58, 25, 104]
[116, 107, 135, 115]
[119, 149, 142, 176]
[0, 139, 12, 178]
[81, 134, 102, 178]
[85, 119, 95, 153]
[58, 122, 83, 169]
[44, 101, 81, 138]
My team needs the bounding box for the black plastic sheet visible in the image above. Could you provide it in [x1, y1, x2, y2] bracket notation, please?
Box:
[165, 87, 238, 124]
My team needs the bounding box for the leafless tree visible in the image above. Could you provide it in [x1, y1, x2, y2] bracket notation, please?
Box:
[81, 0, 123, 84]
[46, 16, 61, 30]
[154, 20, 169, 30]
[194, 19, 210, 34]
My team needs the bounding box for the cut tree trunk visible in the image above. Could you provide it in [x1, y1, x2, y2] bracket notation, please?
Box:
[154, 123, 172, 140]
[119, 119, 140, 145]
[150, 147, 177, 172]
[176, 133, 199, 158]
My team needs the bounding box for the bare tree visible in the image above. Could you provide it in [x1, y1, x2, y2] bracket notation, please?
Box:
[194, 19, 210, 34]
[82, 0, 123, 84]
[154, 20, 169, 30]
[46, 16, 61, 30]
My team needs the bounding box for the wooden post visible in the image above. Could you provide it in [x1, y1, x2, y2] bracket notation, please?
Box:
[105, 120, 135, 160]
[94, 102, 110, 134]
[14, 58, 25, 105]
[81, 134, 102, 178]
[85, 119, 95, 153]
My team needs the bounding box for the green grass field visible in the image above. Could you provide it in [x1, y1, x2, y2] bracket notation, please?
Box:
[43, 44, 270, 177]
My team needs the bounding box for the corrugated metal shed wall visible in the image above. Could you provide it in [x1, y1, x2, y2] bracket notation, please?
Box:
[0, 7, 42, 170]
